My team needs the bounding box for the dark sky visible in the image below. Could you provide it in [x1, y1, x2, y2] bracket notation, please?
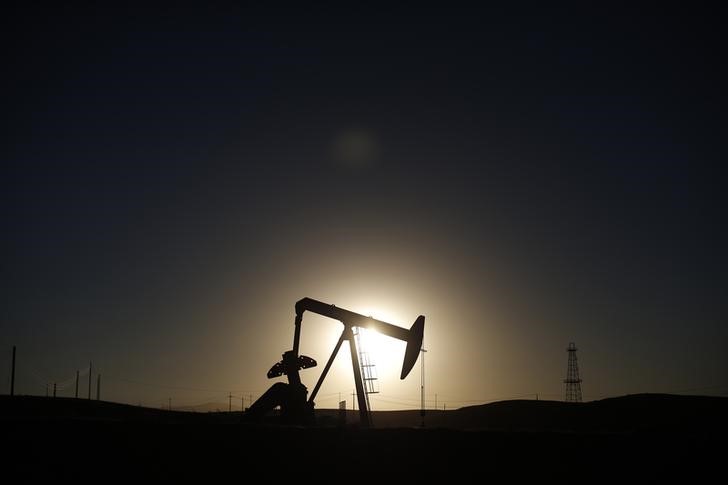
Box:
[3, 5, 726, 408]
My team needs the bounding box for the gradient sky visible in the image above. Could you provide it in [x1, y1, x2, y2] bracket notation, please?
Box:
[3, 5, 726, 410]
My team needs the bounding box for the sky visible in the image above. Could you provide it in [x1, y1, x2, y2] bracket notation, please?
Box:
[2, 5, 726, 410]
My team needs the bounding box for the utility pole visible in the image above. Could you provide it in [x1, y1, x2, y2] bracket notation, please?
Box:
[229, 393, 232, 412]
[88, 361, 92, 400]
[420, 345, 427, 427]
[435, 393, 437, 411]
[96, 374, 101, 401]
[75, 370, 79, 398]
[168, 397, 171, 411]
[53, 383, 57, 398]
[10, 345, 16, 396]
[241, 395, 244, 411]
[46, 383, 49, 397]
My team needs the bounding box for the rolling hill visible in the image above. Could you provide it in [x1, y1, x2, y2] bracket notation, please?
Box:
[2, 393, 725, 480]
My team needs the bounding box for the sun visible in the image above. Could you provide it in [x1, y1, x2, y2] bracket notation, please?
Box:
[355, 308, 409, 381]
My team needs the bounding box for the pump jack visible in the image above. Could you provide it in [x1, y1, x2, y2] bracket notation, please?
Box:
[246, 297, 425, 426]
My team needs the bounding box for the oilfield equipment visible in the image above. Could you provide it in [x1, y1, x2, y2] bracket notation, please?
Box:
[247, 297, 425, 426]
[564, 342, 583, 403]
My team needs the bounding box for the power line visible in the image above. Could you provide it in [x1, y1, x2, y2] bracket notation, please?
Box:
[104, 375, 260, 395]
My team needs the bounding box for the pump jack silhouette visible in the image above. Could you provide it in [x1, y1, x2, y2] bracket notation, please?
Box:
[246, 297, 425, 426]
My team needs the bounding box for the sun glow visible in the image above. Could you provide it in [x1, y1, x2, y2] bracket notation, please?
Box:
[356, 308, 409, 382]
